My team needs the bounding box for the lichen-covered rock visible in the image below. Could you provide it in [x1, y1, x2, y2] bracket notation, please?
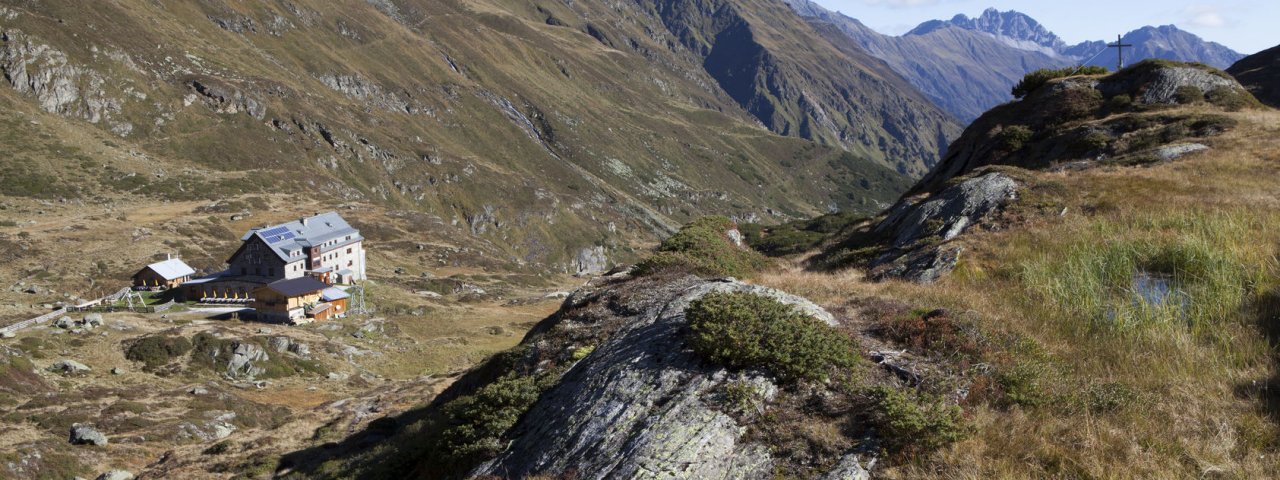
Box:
[226, 342, 268, 379]
[1154, 143, 1209, 161]
[69, 423, 108, 446]
[471, 277, 863, 479]
[95, 470, 133, 480]
[572, 245, 610, 276]
[1100, 65, 1241, 105]
[867, 172, 1017, 282]
[50, 359, 91, 375]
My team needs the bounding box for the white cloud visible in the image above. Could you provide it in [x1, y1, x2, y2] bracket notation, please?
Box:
[1183, 5, 1231, 28]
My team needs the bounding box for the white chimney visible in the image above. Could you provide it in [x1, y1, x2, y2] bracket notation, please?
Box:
[301, 216, 309, 227]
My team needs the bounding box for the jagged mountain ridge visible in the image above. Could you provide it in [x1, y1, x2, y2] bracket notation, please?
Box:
[0, 0, 955, 271]
[789, 4, 1246, 120]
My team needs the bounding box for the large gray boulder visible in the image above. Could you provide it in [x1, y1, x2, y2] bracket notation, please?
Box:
[50, 359, 91, 375]
[868, 172, 1018, 282]
[69, 423, 108, 446]
[95, 470, 133, 480]
[471, 277, 868, 479]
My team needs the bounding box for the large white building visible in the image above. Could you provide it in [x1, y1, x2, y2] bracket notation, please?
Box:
[225, 211, 367, 285]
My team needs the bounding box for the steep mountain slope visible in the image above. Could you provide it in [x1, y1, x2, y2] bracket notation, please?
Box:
[790, 5, 1247, 121]
[0, 0, 947, 274]
[1228, 44, 1280, 108]
[789, 0, 1064, 121]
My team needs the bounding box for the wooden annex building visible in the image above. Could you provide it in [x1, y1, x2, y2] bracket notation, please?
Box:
[132, 258, 196, 290]
[250, 277, 351, 324]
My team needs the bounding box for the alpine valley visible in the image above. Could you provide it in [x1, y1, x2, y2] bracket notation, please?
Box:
[0, 1, 1277, 479]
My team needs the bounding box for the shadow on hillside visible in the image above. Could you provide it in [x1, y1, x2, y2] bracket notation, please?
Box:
[273, 343, 526, 479]
[1235, 288, 1280, 422]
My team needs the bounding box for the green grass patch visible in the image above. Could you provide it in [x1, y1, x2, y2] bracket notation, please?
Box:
[740, 211, 866, 257]
[685, 291, 858, 384]
[1021, 211, 1264, 334]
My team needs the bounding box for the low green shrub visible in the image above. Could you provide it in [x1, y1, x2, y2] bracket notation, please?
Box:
[436, 374, 542, 465]
[685, 291, 858, 384]
[867, 386, 968, 456]
[998, 125, 1034, 151]
[1205, 86, 1251, 111]
[633, 216, 769, 278]
[125, 335, 193, 369]
[1012, 66, 1109, 98]
[1174, 85, 1204, 104]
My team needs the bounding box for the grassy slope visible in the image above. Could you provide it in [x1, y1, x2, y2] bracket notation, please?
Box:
[0, 0, 916, 272]
[759, 108, 1280, 477]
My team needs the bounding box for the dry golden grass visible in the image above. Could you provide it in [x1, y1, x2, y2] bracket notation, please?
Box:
[758, 109, 1280, 478]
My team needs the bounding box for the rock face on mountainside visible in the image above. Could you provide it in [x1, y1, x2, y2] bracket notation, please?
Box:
[1228, 44, 1280, 108]
[471, 276, 845, 478]
[0, 0, 949, 272]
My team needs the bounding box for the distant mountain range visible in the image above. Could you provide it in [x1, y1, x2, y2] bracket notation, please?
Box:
[789, 3, 1247, 120]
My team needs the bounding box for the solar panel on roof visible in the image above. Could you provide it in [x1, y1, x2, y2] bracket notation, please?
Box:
[267, 232, 296, 244]
[259, 226, 290, 238]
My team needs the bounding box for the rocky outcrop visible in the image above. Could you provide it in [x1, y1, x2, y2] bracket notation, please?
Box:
[0, 30, 122, 125]
[1099, 64, 1241, 105]
[470, 276, 865, 479]
[868, 172, 1018, 283]
[186, 76, 266, 120]
[226, 342, 268, 379]
[913, 60, 1250, 195]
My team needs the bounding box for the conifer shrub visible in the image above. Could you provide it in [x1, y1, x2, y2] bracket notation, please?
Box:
[633, 216, 770, 278]
[125, 335, 193, 369]
[685, 291, 858, 384]
[866, 386, 968, 456]
[1012, 66, 1109, 98]
[435, 374, 542, 465]
[997, 125, 1034, 151]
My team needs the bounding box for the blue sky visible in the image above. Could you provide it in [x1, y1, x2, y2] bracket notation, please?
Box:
[810, 0, 1276, 54]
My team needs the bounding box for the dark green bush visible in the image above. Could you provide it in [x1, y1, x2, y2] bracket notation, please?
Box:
[633, 216, 769, 278]
[1174, 85, 1204, 104]
[436, 374, 542, 465]
[867, 386, 968, 455]
[685, 291, 858, 384]
[125, 335, 193, 369]
[997, 125, 1034, 151]
[1105, 94, 1133, 113]
[1012, 66, 1109, 98]
[1205, 86, 1250, 111]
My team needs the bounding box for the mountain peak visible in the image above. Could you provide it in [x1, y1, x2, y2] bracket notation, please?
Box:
[908, 8, 1066, 55]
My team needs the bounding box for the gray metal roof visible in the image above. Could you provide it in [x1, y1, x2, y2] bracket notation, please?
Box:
[259, 277, 329, 297]
[321, 287, 351, 301]
[240, 212, 362, 263]
[141, 258, 196, 280]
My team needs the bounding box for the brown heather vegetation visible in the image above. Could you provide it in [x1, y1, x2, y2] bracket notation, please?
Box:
[756, 108, 1280, 478]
